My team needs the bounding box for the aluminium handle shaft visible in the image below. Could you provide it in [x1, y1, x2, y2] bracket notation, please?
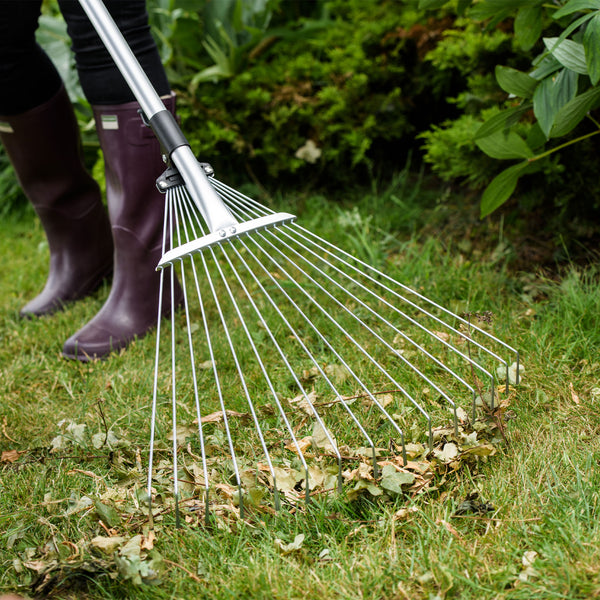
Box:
[78, 0, 238, 233]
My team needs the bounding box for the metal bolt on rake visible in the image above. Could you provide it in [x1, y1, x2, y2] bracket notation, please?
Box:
[147, 165, 519, 525]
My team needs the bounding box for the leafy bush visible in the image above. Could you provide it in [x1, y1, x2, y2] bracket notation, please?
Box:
[162, 0, 463, 185]
[420, 0, 600, 217]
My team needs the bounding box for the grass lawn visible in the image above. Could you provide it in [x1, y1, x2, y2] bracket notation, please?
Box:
[1, 180, 599, 599]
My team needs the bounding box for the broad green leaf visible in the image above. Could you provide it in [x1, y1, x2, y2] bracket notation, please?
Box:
[480, 162, 529, 217]
[544, 37, 589, 74]
[476, 129, 534, 160]
[583, 13, 600, 84]
[515, 5, 543, 51]
[550, 85, 600, 136]
[469, 0, 539, 17]
[526, 122, 548, 150]
[496, 65, 538, 98]
[418, 0, 449, 8]
[540, 13, 595, 61]
[530, 54, 562, 80]
[554, 0, 600, 19]
[457, 0, 474, 15]
[474, 104, 532, 140]
[533, 68, 578, 137]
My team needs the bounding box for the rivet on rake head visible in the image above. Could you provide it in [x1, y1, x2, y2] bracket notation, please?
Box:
[229, 226, 237, 235]
[218, 229, 227, 238]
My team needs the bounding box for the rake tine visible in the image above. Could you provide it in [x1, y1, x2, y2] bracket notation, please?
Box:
[235, 234, 413, 461]
[147, 201, 170, 527]
[213, 179, 518, 392]
[213, 181, 501, 405]
[171, 187, 211, 522]
[176, 186, 314, 508]
[148, 171, 519, 515]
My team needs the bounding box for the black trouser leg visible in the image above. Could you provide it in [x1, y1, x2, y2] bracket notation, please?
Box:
[58, 0, 170, 105]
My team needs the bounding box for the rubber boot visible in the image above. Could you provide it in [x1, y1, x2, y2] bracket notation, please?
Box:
[62, 94, 183, 361]
[0, 85, 113, 316]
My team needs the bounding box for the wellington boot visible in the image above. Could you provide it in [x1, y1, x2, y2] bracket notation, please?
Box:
[62, 94, 183, 361]
[0, 85, 113, 316]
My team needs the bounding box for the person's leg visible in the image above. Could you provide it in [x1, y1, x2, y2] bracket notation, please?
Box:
[0, 1, 113, 317]
[0, 1, 62, 114]
[59, 1, 181, 360]
[57, 0, 170, 105]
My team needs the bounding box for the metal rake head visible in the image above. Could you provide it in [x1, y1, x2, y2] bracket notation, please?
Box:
[147, 170, 519, 524]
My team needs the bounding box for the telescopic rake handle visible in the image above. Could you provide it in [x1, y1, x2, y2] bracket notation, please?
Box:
[78, 0, 238, 234]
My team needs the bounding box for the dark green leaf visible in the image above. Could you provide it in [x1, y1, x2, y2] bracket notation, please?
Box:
[515, 5, 543, 51]
[496, 65, 538, 98]
[526, 122, 548, 150]
[583, 13, 600, 84]
[544, 37, 589, 74]
[550, 86, 600, 137]
[474, 104, 532, 140]
[554, 0, 600, 19]
[476, 129, 534, 160]
[418, 0, 449, 8]
[480, 162, 529, 217]
[468, 5, 511, 21]
[533, 68, 578, 137]
[457, 0, 474, 15]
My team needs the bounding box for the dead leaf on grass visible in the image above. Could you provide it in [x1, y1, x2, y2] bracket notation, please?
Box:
[1, 449, 24, 463]
[569, 382, 581, 405]
[195, 410, 249, 424]
[275, 533, 305, 554]
[311, 421, 337, 454]
[288, 390, 318, 416]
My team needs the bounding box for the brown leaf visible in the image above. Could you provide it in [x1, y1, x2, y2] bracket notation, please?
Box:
[284, 436, 312, 455]
[195, 410, 249, 424]
[569, 382, 581, 405]
[1, 449, 24, 463]
[288, 390, 318, 416]
[437, 518, 462, 538]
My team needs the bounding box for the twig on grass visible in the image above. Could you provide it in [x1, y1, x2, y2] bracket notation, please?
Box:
[163, 558, 205, 583]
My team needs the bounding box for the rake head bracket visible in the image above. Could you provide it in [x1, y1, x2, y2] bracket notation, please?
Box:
[156, 211, 297, 269]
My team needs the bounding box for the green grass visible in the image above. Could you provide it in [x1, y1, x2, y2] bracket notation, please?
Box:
[1, 186, 600, 599]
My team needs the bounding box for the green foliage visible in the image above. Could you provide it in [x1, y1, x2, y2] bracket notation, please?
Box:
[164, 0, 458, 184]
[421, 0, 600, 217]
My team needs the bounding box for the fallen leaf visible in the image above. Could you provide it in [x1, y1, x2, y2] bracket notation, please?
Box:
[284, 436, 312, 455]
[311, 421, 337, 454]
[289, 390, 318, 416]
[496, 361, 523, 385]
[269, 466, 300, 493]
[90, 536, 127, 555]
[324, 364, 351, 385]
[94, 499, 121, 529]
[437, 518, 462, 538]
[380, 465, 415, 496]
[517, 550, 538, 582]
[275, 533, 305, 554]
[569, 382, 581, 405]
[392, 506, 418, 521]
[197, 410, 249, 424]
[461, 444, 496, 458]
[433, 442, 459, 464]
[1, 449, 24, 463]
